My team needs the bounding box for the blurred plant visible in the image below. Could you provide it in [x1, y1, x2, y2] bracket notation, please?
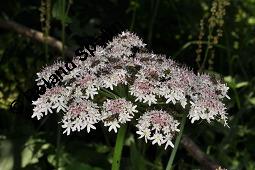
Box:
[39, 0, 51, 61]
[52, 0, 73, 57]
[196, 0, 230, 71]
[127, 0, 140, 31]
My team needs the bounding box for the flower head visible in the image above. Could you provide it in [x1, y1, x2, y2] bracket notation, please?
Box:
[31, 30, 230, 147]
[61, 99, 100, 135]
[32, 86, 70, 120]
[101, 98, 138, 133]
[136, 110, 180, 149]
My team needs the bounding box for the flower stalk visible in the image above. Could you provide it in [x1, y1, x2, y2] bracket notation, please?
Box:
[111, 124, 127, 170]
[166, 112, 187, 170]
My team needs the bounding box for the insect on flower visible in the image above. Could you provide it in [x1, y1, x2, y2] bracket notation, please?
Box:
[103, 113, 119, 122]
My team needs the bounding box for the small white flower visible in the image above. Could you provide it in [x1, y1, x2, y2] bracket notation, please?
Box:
[151, 133, 164, 146]
[106, 121, 120, 133]
[165, 93, 176, 104]
[164, 138, 175, 149]
[85, 86, 98, 99]
[62, 119, 73, 136]
[136, 128, 151, 143]
[32, 98, 53, 120]
[86, 122, 96, 133]
[51, 96, 68, 112]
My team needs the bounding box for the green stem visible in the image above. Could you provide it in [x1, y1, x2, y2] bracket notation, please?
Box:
[147, 0, 160, 47]
[172, 40, 226, 59]
[129, 0, 137, 32]
[233, 88, 241, 109]
[45, 0, 51, 62]
[61, 0, 66, 58]
[111, 124, 127, 170]
[101, 88, 120, 99]
[56, 118, 61, 170]
[166, 112, 187, 170]
[199, 27, 213, 72]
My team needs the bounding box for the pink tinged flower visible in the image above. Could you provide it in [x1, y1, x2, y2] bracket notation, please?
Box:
[100, 69, 127, 90]
[72, 73, 99, 99]
[188, 97, 228, 125]
[136, 110, 180, 149]
[101, 98, 137, 133]
[216, 83, 230, 99]
[187, 73, 230, 125]
[77, 74, 94, 85]
[44, 87, 69, 112]
[61, 99, 100, 135]
[106, 31, 146, 58]
[139, 67, 161, 80]
[133, 80, 152, 94]
[130, 79, 157, 106]
[165, 82, 188, 108]
[118, 31, 146, 48]
[35, 61, 65, 85]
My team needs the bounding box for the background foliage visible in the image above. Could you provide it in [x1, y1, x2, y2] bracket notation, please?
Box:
[0, 0, 255, 169]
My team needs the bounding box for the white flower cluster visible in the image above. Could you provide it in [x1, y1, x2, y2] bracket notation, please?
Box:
[62, 98, 100, 135]
[32, 31, 230, 149]
[32, 86, 70, 120]
[101, 98, 138, 133]
[136, 110, 180, 149]
[188, 74, 230, 125]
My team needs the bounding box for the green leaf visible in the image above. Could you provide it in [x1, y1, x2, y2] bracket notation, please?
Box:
[224, 76, 236, 88]
[236, 82, 248, 88]
[249, 97, 255, 105]
[130, 143, 147, 170]
[224, 76, 248, 89]
[52, 0, 71, 24]
[22, 138, 51, 167]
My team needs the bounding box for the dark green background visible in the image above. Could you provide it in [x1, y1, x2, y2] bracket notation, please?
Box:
[0, 0, 255, 169]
